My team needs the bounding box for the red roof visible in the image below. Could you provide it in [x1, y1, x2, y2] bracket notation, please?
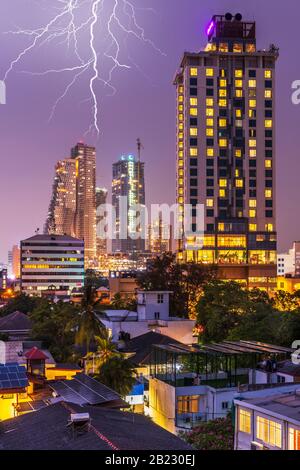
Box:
[24, 347, 48, 360]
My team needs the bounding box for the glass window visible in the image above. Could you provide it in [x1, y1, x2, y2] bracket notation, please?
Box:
[235, 89, 243, 98]
[207, 148, 214, 157]
[220, 79, 227, 87]
[206, 199, 214, 207]
[219, 43, 228, 52]
[265, 90, 272, 99]
[249, 100, 257, 108]
[256, 416, 281, 448]
[206, 98, 213, 106]
[206, 128, 214, 136]
[206, 108, 214, 116]
[265, 160, 272, 168]
[265, 120, 273, 128]
[190, 108, 198, 116]
[249, 224, 257, 232]
[219, 179, 227, 188]
[219, 99, 227, 107]
[248, 79, 256, 88]
[190, 148, 198, 156]
[249, 200, 257, 208]
[235, 69, 243, 78]
[239, 409, 251, 434]
[206, 68, 214, 77]
[206, 118, 214, 126]
[190, 68, 198, 76]
[233, 43, 243, 53]
[236, 179, 243, 188]
[249, 209, 256, 218]
[190, 128, 198, 136]
[219, 118, 227, 127]
[235, 79, 243, 88]
[265, 70, 272, 79]
[190, 97, 198, 106]
[288, 428, 300, 450]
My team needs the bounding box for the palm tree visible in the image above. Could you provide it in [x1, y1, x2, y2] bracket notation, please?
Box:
[85, 332, 118, 373]
[75, 285, 104, 353]
[95, 355, 136, 396]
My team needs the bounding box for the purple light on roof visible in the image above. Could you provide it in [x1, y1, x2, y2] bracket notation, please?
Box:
[206, 20, 215, 37]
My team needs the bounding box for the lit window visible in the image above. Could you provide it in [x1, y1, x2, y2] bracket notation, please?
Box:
[206, 98, 214, 106]
[236, 120, 243, 127]
[235, 69, 243, 78]
[219, 118, 227, 127]
[248, 79, 256, 88]
[265, 90, 272, 98]
[265, 120, 273, 128]
[249, 224, 257, 232]
[219, 89, 227, 97]
[236, 179, 243, 188]
[249, 200, 257, 208]
[206, 128, 214, 136]
[249, 100, 256, 108]
[206, 68, 214, 77]
[235, 169, 240, 177]
[235, 89, 243, 98]
[179, 123, 183, 130]
[220, 69, 226, 78]
[220, 79, 227, 87]
[218, 223, 225, 231]
[239, 409, 251, 434]
[219, 139, 227, 147]
[249, 109, 255, 118]
[236, 109, 242, 118]
[265, 160, 272, 168]
[246, 43, 255, 53]
[249, 140, 256, 148]
[178, 95, 183, 103]
[265, 224, 274, 232]
[207, 148, 214, 157]
[179, 114, 184, 121]
[219, 43, 228, 52]
[265, 189, 272, 198]
[249, 209, 256, 218]
[219, 179, 227, 188]
[219, 99, 227, 107]
[190, 148, 198, 156]
[190, 128, 198, 136]
[190, 108, 198, 116]
[288, 428, 300, 450]
[233, 43, 243, 53]
[179, 86, 184, 93]
[219, 189, 226, 197]
[235, 149, 242, 157]
[235, 79, 243, 88]
[190, 98, 198, 106]
[178, 132, 183, 139]
[206, 199, 214, 207]
[265, 70, 272, 79]
[178, 105, 183, 112]
[206, 108, 214, 116]
[249, 149, 257, 157]
[190, 68, 198, 76]
[256, 416, 281, 448]
[206, 118, 214, 126]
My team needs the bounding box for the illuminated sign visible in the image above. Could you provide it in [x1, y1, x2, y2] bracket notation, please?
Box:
[206, 20, 215, 39]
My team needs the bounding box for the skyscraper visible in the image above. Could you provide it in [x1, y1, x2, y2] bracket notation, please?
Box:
[71, 142, 97, 268]
[174, 13, 278, 291]
[46, 143, 97, 268]
[8, 245, 21, 279]
[96, 187, 108, 259]
[112, 155, 145, 254]
[45, 158, 77, 236]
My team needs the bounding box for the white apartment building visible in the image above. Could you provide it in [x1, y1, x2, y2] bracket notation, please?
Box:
[20, 234, 84, 296]
[234, 385, 300, 450]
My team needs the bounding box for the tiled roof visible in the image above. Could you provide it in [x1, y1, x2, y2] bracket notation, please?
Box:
[123, 331, 184, 365]
[0, 311, 32, 332]
[0, 402, 191, 450]
[24, 347, 48, 360]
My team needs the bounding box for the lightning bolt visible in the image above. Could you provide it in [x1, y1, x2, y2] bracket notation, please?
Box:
[3, 0, 165, 136]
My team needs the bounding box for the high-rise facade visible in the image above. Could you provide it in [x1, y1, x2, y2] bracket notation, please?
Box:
[8, 245, 21, 279]
[175, 13, 278, 291]
[20, 234, 84, 296]
[71, 142, 97, 267]
[45, 143, 97, 268]
[96, 187, 108, 259]
[112, 155, 145, 254]
[45, 159, 77, 236]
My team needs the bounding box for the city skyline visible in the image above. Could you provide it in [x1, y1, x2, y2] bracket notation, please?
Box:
[2, 0, 300, 262]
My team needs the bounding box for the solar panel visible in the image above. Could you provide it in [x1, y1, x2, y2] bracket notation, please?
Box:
[50, 373, 120, 406]
[0, 363, 29, 391]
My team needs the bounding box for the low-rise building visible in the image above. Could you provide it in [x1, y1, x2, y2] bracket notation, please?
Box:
[0, 311, 32, 340]
[148, 341, 293, 434]
[234, 386, 300, 450]
[98, 291, 195, 345]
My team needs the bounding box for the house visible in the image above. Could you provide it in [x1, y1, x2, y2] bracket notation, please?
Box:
[148, 340, 293, 434]
[0, 311, 32, 340]
[98, 291, 195, 345]
[234, 385, 300, 450]
[120, 331, 185, 413]
[0, 363, 29, 421]
[251, 359, 300, 385]
[0, 401, 192, 450]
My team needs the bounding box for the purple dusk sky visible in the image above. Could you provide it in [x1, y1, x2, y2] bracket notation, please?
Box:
[0, 0, 300, 263]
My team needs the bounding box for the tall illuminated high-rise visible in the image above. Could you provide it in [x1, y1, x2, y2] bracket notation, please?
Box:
[112, 155, 145, 254]
[45, 143, 97, 268]
[45, 158, 77, 236]
[71, 142, 97, 267]
[174, 13, 278, 291]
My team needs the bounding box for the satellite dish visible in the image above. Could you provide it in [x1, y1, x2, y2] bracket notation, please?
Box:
[235, 13, 243, 21]
[225, 12, 233, 21]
